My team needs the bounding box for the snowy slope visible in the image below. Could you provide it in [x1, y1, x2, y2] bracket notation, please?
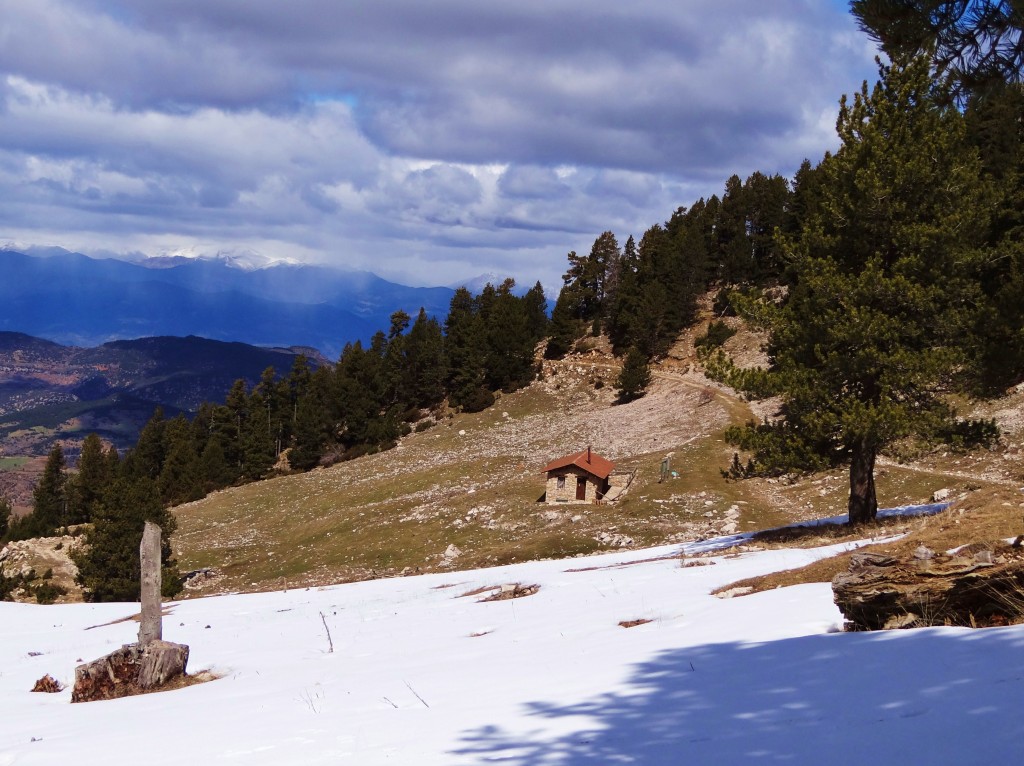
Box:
[2, 536, 1023, 765]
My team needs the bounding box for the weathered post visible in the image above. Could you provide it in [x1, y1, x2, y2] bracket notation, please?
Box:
[139, 520, 162, 645]
[72, 520, 189, 701]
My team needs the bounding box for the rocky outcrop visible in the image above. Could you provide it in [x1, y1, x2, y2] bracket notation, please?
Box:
[0, 533, 84, 603]
[832, 541, 1024, 631]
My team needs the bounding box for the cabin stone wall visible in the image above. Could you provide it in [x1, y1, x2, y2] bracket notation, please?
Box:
[545, 467, 607, 504]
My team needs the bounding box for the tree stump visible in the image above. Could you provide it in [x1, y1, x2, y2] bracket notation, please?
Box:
[138, 640, 189, 689]
[832, 544, 1024, 631]
[71, 640, 190, 702]
[71, 643, 145, 702]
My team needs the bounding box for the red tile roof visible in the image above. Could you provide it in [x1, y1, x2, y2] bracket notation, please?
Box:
[542, 448, 615, 480]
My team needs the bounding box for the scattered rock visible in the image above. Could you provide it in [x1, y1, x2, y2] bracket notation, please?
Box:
[182, 567, 222, 590]
[715, 586, 754, 599]
[478, 583, 540, 602]
[31, 674, 63, 693]
[441, 544, 462, 564]
[913, 545, 935, 560]
[594, 532, 633, 548]
[932, 488, 952, 502]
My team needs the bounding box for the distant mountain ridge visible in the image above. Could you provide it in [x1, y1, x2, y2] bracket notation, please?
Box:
[0, 331, 320, 459]
[0, 248, 457, 357]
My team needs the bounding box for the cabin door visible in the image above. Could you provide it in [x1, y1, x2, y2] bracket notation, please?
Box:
[576, 477, 587, 500]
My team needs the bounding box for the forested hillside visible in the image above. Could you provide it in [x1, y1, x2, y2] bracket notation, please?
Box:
[4, 30, 1022, 604]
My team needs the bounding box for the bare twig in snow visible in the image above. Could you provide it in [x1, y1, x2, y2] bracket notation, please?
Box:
[405, 680, 430, 708]
[319, 611, 334, 653]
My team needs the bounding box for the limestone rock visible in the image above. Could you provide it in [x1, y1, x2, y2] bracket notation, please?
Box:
[832, 545, 1024, 631]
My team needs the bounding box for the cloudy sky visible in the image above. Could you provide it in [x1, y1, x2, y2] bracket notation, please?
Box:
[0, 0, 878, 288]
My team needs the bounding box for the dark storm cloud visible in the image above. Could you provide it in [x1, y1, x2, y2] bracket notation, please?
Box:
[0, 0, 877, 286]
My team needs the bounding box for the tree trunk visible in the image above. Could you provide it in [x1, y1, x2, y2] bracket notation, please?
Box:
[139, 520, 162, 645]
[848, 439, 878, 525]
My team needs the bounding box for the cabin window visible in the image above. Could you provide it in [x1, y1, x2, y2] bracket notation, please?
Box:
[556, 476, 565, 490]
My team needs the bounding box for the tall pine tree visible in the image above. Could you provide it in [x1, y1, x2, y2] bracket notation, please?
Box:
[724, 55, 993, 524]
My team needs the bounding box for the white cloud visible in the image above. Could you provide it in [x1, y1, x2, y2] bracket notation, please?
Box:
[0, 0, 880, 287]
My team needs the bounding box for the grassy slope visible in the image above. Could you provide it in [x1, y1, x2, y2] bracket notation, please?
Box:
[171, 340, 1024, 597]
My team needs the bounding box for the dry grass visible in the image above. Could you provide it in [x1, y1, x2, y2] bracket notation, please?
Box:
[171, 360, 771, 596]
[618, 618, 653, 628]
[713, 486, 1024, 597]
[167, 319, 1024, 598]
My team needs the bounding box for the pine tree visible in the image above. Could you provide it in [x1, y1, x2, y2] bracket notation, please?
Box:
[851, 0, 1023, 103]
[67, 433, 109, 524]
[23, 444, 68, 537]
[158, 415, 204, 504]
[74, 477, 181, 602]
[544, 287, 582, 359]
[445, 287, 491, 410]
[404, 308, 447, 409]
[966, 82, 1024, 390]
[289, 367, 335, 469]
[615, 347, 652, 403]
[716, 175, 752, 282]
[482, 281, 537, 392]
[726, 55, 992, 524]
[522, 281, 549, 342]
[199, 438, 234, 491]
[124, 408, 166, 482]
[607, 235, 642, 353]
[0, 496, 11, 540]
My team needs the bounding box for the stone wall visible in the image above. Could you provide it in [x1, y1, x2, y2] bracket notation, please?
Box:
[545, 467, 605, 504]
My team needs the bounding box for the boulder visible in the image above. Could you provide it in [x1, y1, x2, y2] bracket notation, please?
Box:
[832, 544, 1024, 631]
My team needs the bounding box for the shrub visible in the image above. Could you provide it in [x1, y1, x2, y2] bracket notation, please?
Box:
[695, 320, 737, 350]
[461, 387, 495, 414]
[33, 582, 67, 605]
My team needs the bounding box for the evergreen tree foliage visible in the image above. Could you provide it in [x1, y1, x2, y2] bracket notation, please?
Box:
[0, 496, 11, 540]
[544, 288, 583, 359]
[67, 433, 109, 524]
[851, 0, 1023, 103]
[522, 281, 549, 342]
[255, 366, 291, 459]
[199, 437, 234, 491]
[289, 366, 335, 469]
[480, 280, 538, 392]
[403, 308, 448, 408]
[607, 235, 642, 351]
[10, 444, 68, 539]
[74, 476, 181, 602]
[158, 414, 204, 504]
[966, 81, 1024, 390]
[445, 287, 491, 410]
[123, 408, 166, 482]
[615, 347, 652, 403]
[721, 55, 993, 524]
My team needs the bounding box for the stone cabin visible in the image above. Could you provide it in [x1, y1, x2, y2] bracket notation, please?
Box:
[542, 447, 615, 504]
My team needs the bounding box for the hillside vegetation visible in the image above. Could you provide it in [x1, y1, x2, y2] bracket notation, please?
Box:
[171, 320, 1024, 596]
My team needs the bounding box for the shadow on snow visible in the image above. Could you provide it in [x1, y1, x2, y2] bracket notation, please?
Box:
[455, 626, 1024, 765]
